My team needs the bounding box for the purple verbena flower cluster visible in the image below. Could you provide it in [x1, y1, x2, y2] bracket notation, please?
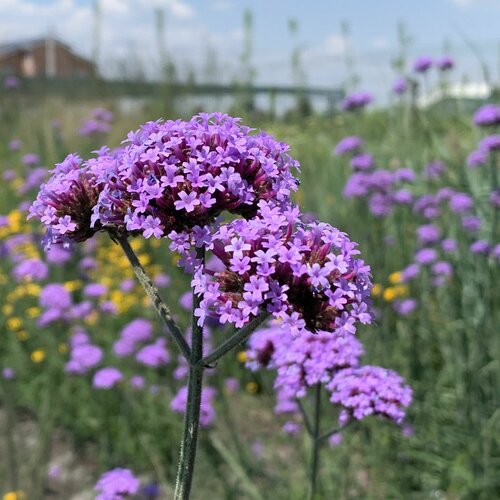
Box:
[340, 92, 373, 112]
[91, 112, 300, 240]
[94, 467, 140, 500]
[193, 204, 372, 336]
[327, 366, 412, 425]
[29, 153, 104, 245]
[246, 324, 411, 429]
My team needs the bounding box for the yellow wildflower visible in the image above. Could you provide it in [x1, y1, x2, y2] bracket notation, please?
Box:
[31, 349, 46, 363]
[58, 343, 69, 354]
[3, 491, 26, 500]
[26, 307, 41, 318]
[383, 287, 397, 302]
[388, 272, 402, 284]
[245, 382, 259, 394]
[16, 331, 30, 341]
[64, 280, 81, 292]
[25, 283, 41, 296]
[236, 351, 247, 363]
[6, 317, 23, 331]
[2, 304, 14, 316]
[371, 283, 382, 297]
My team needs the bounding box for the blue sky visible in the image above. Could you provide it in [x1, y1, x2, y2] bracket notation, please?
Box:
[3, 0, 500, 99]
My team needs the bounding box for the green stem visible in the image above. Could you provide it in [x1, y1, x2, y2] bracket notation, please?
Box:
[0, 376, 18, 491]
[307, 384, 322, 500]
[116, 235, 191, 360]
[174, 247, 205, 499]
[490, 153, 499, 240]
[198, 311, 269, 367]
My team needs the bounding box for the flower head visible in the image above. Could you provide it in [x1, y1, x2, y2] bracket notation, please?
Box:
[436, 56, 454, 71]
[413, 56, 433, 73]
[195, 204, 372, 336]
[341, 92, 373, 111]
[392, 77, 407, 95]
[333, 136, 364, 156]
[29, 153, 104, 246]
[93, 367, 123, 389]
[247, 324, 364, 399]
[92, 113, 300, 239]
[94, 468, 140, 500]
[327, 366, 412, 425]
[473, 104, 500, 127]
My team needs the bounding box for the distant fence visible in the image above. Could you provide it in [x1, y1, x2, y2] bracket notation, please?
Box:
[0, 77, 345, 116]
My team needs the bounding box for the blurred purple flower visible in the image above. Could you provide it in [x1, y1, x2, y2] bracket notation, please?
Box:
[467, 149, 488, 168]
[414, 248, 438, 265]
[341, 92, 373, 111]
[470, 240, 490, 255]
[436, 56, 454, 71]
[393, 299, 418, 316]
[416, 224, 441, 245]
[392, 77, 407, 95]
[350, 153, 374, 171]
[94, 468, 140, 500]
[424, 161, 445, 180]
[413, 56, 433, 73]
[473, 104, 500, 127]
[93, 367, 123, 389]
[334, 136, 364, 156]
[135, 338, 170, 367]
[4, 76, 20, 89]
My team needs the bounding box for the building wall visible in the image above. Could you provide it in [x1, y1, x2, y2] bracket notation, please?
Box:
[0, 41, 95, 78]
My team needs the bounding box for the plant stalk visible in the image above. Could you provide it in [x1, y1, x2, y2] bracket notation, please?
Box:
[307, 384, 322, 500]
[116, 235, 191, 360]
[174, 247, 205, 499]
[198, 311, 269, 367]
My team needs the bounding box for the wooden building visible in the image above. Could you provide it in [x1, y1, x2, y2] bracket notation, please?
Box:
[0, 38, 96, 78]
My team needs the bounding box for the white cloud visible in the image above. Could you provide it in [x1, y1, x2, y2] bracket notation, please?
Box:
[324, 33, 350, 56]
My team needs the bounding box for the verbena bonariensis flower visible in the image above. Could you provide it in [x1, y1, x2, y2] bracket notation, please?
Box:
[65, 342, 103, 374]
[94, 468, 140, 500]
[113, 318, 153, 357]
[340, 92, 373, 112]
[473, 104, 500, 127]
[416, 224, 441, 245]
[467, 149, 488, 168]
[436, 56, 454, 71]
[326, 366, 412, 425]
[392, 77, 407, 95]
[28, 153, 104, 246]
[92, 112, 300, 239]
[194, 203, 372, 336]
[246, 324, 364, 399]
[478, 134, 500, 152]
[93, 367, 123, 389]
[350, 153, 374, 171]
[333, 136, 364, 156]
[413, 56, 433, 73]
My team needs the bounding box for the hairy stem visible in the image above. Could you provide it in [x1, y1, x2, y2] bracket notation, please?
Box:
[307, 384, 322, 500]
[198, 311, 269, 367]
[116, 235, 191, 360]
[174, 247, 205, 499]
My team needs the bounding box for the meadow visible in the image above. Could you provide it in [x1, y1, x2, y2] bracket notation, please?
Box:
[0, 72, 499, 499]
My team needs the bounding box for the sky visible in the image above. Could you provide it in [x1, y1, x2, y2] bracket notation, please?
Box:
[2, 0, 500, 100]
